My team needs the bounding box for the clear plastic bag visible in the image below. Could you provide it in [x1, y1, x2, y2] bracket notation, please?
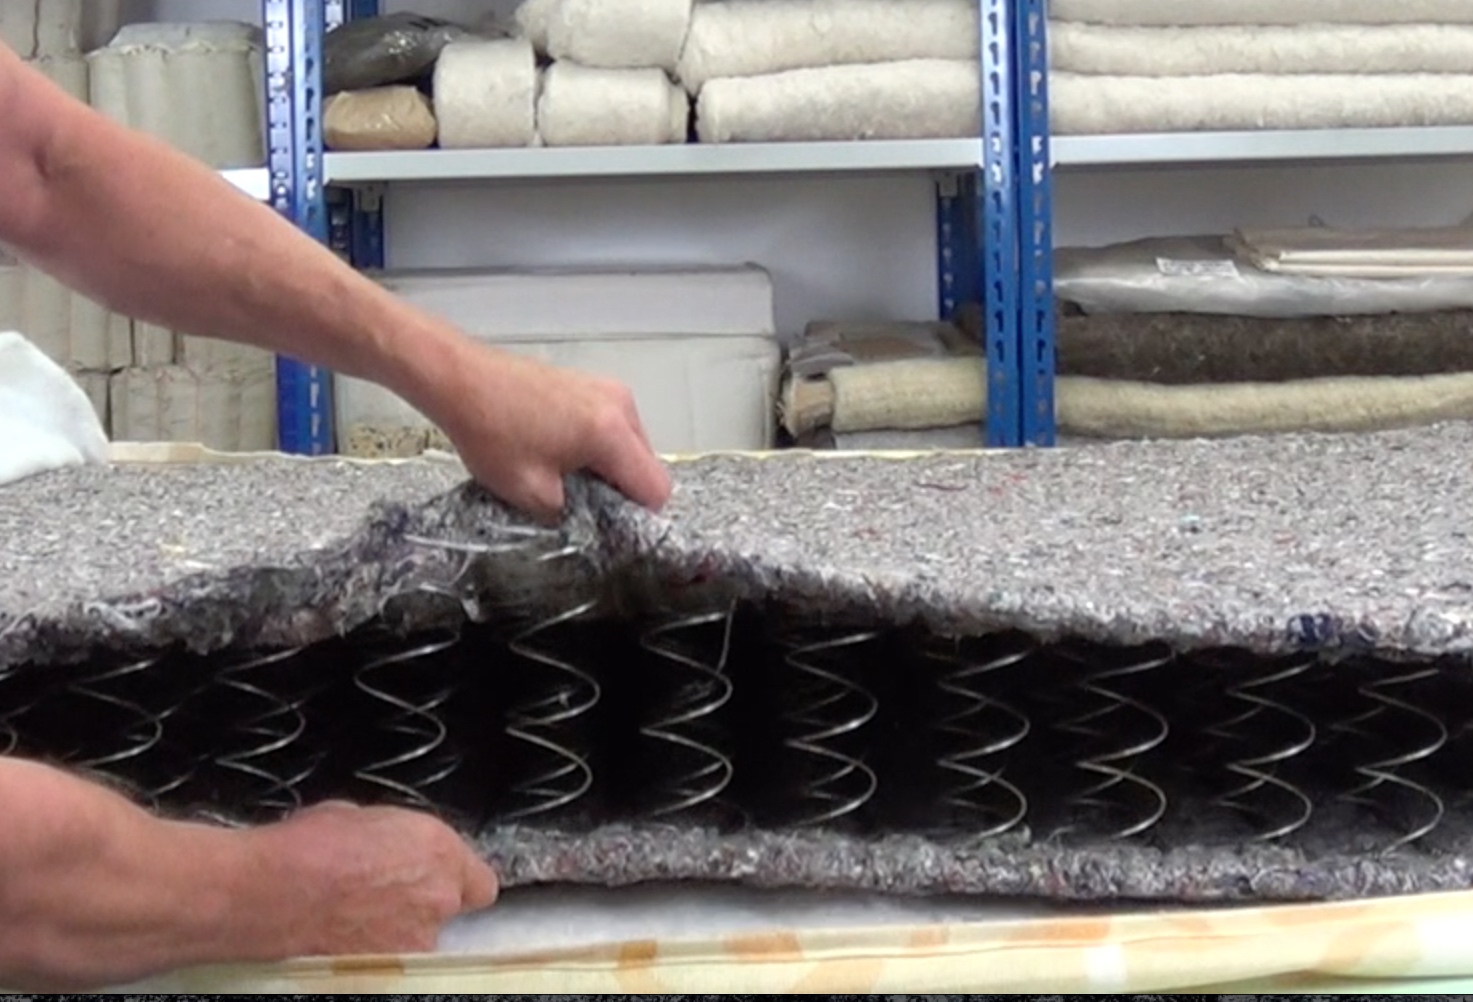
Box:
[1055, 235, 1473, 317]
[324, 12, 477, 95]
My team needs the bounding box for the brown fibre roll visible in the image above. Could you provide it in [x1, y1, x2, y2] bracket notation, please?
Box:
[1055, 308, 1473, 385]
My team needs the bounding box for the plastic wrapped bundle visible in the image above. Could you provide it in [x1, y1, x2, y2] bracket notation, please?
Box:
[433, 39, 540, 149]
[323, 12, 473, 95]
[537, 62, 688, 146]
[545, 0, 694, 72]
[87, 22, 266, 170]
[697, 60, 980, 143]
[676, 0, 979, 93]
[325, 86, 439, 151]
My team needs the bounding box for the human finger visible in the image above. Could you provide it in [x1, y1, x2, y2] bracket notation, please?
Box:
[459, 852, 499, 912]
[593, 438, 672, 511]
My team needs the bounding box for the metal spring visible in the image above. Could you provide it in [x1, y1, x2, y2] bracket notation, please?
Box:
[1198, 651, 1317, 842]
[1330, 663, 1448, 852]
[352, 628, 465, 812]
[778, 627, 881, 828]
[200, 647, 315, 824]
[64, 657, 172, 796]
[926, 632, 1033, 838]
[500, 595, 603, 821]
[637, 606, 738, 821]
[1051, 643, 1172, 841]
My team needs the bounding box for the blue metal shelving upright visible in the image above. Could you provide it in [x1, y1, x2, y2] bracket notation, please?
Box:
[264, 0, 336, 455]
[267, 0, 1039, 452]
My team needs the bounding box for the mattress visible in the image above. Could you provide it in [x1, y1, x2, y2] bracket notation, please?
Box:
[6, 429, 1473, 989]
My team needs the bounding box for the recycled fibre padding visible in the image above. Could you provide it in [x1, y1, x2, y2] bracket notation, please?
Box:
[4, 423, 1473, 903]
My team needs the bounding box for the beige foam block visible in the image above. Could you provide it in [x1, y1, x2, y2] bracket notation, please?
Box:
[178, 334, 275, 375]
[132, 321, 177, 367]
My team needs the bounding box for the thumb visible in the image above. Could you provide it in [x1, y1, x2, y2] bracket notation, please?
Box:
[460, 852, 500, 913]
[509, 466, 567, 526]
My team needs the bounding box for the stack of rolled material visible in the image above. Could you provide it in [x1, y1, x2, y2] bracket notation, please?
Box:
[1048, 0, 1473, 135]
[432, 0, 691, 150]
[678, 0, 982, 143]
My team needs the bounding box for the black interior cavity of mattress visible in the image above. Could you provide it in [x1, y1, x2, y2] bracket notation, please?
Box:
[4, 424, 1473, 904]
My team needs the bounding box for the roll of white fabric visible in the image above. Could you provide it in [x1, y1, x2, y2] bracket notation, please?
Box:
[87, 22, 266, 170]
[1050, 71, 1473, 135]
[433, 38, 541, 149]
[545, 0, 693, 72]
[677, 0, 978, 93]
[1050, 22, 1473, 77]
[697, 60, 979, 143]
[1049, 0, 1473, 24]
[514, 0, 561, 53]
[538, 61, 688, 146]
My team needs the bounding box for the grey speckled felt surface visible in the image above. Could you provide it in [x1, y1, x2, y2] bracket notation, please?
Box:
[4, 422, 1473, 666]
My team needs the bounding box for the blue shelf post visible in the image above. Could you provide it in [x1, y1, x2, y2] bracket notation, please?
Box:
[266, 0, 336, 454]
[1014, 0, 1057, 446]
[328, 0, 387, 272]
[979, 0, 1021, 447]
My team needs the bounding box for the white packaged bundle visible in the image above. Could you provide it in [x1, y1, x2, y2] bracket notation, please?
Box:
[87, 22, 266, 169]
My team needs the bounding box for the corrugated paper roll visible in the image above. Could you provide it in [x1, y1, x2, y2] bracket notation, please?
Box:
[433, 38, 540, 149]
[87, 22, 266, 169]
[546, 0, 694, 72]
[538, 61, 688, 146]
[2, 1, 83, 59]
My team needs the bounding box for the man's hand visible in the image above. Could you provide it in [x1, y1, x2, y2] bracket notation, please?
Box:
[248, 801, 498, 957]
[430, 340, 672, 522]
[0, 46, 674, 522]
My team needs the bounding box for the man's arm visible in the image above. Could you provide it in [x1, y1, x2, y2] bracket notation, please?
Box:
[0, 44, 670, 520]
[0, 758, 496, 990]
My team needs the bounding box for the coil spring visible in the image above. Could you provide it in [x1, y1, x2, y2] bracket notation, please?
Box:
[500, 595, 602, 821]
[1051, 642, 1172, 841]
[63, 657, 173, 796]
[200, 648, 315, 824]
[352, 628, 465, 812]
[637, 607, 738, 821]
[1198, 650, 1317, 842]
[778, 627, 881, 829]
[926, 632, 1033, 838]
[1330, 663, 1448, 852]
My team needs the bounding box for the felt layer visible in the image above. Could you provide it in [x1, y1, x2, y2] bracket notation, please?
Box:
[6, 423, 1473, 666]
[1056, 309, 1473, 385]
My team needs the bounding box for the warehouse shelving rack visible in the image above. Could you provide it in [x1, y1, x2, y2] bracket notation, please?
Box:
[250, 0, 1055, 454]
[1030, 18, 1473, 444]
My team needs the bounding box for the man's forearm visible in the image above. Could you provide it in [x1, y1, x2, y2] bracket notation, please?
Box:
[0, 758, 287, 989]
[0, 59, 471, 431]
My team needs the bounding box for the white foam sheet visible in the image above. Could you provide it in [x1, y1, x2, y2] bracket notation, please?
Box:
[437, 881, 1090, 956]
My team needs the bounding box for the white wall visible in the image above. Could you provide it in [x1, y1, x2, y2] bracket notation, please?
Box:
[126, 1, 1473, 329]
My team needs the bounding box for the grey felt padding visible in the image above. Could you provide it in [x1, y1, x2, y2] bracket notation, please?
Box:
[5, 423, 1473, 904]
[1055, 308, 1473, 385]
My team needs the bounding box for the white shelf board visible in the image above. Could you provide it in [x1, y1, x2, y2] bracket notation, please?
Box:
[221, 167, 271, 200]
[325, 140, 984, 184]
[1052, 126, 1473, 168]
